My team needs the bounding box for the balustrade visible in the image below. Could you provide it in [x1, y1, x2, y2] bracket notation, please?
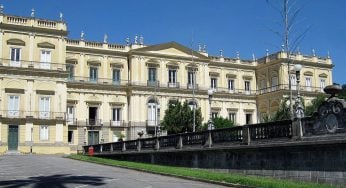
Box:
[83, 120, 295, 155]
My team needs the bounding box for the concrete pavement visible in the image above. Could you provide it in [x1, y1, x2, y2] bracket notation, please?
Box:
[0, 155, 230, 188]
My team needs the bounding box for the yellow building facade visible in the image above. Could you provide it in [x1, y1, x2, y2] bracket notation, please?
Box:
[0, 12, 333, 154]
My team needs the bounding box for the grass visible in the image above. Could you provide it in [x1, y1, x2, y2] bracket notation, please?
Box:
[68, 154, 336, 188]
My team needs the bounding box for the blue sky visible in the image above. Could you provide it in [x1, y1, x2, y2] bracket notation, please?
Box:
[2, 0, 345, 84]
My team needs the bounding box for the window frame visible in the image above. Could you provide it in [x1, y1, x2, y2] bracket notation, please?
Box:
[40, 125, 49, 141]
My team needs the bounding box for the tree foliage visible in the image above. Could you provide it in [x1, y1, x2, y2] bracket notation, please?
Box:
[161, 100, 202, 135]
[213, 116, 235, 129]
[201, 116, 235, 130]
[305, 94, 326, 116]
[339, 84, 346, 99]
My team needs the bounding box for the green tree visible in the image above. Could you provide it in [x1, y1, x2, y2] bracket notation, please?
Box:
[201, 116, 235, 130]
[305, 94, 326, 116]
[161, 100, 203, 134]
[213, 116, 235, 129]
[339, 84, 346, 99]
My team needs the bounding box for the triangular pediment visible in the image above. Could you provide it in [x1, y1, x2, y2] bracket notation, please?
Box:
[133, 41, 207, 59]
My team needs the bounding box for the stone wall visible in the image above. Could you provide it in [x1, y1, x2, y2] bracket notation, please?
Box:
[99, 139, 346, 186]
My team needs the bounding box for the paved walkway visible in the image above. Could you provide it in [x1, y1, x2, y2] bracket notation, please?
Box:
[0, 155, 230, 188]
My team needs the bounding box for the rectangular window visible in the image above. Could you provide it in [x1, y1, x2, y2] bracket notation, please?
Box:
[112, 69, 121, 85]
[67, 106, 74, 125]
[229, 112, 236, 123]
[228, 79, 235, 92]
[320, 79, 326, 92]
[112, 108, 121, 121]
[89, 67, 98, 82]
[40, 125, 49, 141]
[188, 71, 194, 85]
[40, 50, 51, 69]
[66, 65, 74, 80]
[10, 48, 21, 67]
[290, 75, 297, 90]
[211, 112, 218, 119]
[245, 81, 251, 94]
[148, 68, 156, 82]
[8, 95, 20, 117]
[211, 78, 217, 90]
[245, 113, 252, 124]
[305, 77, 312, 91]
[148, 68, 157, 87]
[168, 69, 177, 83]
[39, 97, 50, 119]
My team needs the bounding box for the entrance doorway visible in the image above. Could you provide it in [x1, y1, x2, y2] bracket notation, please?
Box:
[89, 107, 98, 125]
[88, 131, 99, 145]
[8, 125, 18, 151]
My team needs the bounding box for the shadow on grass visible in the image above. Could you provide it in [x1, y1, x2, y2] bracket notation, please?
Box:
[0, 174, 107, 188]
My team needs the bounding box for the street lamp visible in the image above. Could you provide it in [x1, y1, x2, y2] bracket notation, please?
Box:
[294, 64, 304, 137]
[208, 89, 214, 130]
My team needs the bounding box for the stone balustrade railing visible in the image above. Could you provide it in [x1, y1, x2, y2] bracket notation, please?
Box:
[257, 51, 331, 64]
[2, 15, 66, 30]
[83, 119, 293, 154]
[66, 39, 126, 51]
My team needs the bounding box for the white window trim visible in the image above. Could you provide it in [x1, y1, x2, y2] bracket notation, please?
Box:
[40, 125, 49, 141]
[10, 47, 21, 67]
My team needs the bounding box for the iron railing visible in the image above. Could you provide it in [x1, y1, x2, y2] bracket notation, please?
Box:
[0, 110, 65, 119]
[67, 76, 128, 86]
[0, 58, 65, 71]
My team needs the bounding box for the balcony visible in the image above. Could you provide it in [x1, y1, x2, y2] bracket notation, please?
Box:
[0, 59, 66, 71]
[147, 80, 159, 87]
[110, 120, 126, 127]
[67, 76, 127, 86]
[0, 110, 65, 119]
[146, 120, 160, 127]
[258, 84, 324, 95]
[66, 117, 77, 125]
[167, 82, 180, 88]
[187, 83, 198, 90]
[86, 119, 102, 126]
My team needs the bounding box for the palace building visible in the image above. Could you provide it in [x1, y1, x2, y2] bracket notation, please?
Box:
[0, 10, 333, 154]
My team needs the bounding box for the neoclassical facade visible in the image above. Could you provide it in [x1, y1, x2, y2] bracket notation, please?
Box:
[0, 12, 333, 154]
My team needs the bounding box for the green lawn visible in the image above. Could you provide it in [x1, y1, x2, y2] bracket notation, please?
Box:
[68, 154, 336, 188]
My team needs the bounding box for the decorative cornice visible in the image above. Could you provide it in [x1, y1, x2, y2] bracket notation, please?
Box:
[0, 23, 68, 36]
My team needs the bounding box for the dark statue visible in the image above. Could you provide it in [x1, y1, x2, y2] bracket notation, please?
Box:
[304, 85, 346, 135]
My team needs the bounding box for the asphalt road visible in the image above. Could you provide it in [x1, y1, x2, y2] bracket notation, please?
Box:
[0, 155, 230, 188]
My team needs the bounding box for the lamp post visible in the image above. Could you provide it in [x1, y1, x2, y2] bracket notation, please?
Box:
[208, 89, 214, 130]
[30, 126, 33, 154]
[155, 103, 160, 137]
[294, 64, 304, 137]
